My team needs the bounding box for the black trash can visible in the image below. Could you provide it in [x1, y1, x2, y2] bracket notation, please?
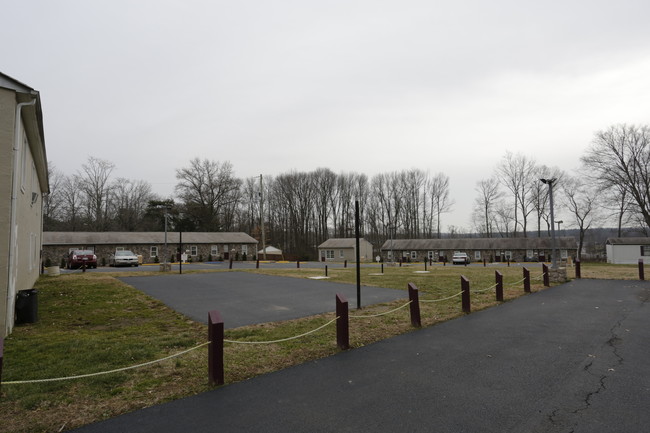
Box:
[15, 289, 38, 324]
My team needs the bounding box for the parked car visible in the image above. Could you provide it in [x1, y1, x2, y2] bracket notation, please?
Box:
[67, 249, 97, 269]
[109, 250, 139, 267]
[452, 252, 470, 265]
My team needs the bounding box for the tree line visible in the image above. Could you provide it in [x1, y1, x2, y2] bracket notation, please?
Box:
[44, 124, 650, 260]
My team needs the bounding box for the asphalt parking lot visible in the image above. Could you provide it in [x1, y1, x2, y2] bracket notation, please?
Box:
[119, 271, 406, 327]
[73, 278, 650, 433]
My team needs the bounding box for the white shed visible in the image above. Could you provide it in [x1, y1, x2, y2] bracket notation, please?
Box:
[605, 238, 650, 264]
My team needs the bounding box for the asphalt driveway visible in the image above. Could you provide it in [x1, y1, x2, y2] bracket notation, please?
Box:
[119, 271, 406, 328]
[74, 278, 650, 432]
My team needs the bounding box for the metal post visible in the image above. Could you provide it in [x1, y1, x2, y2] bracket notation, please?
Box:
[325, 265, 328, 277]
[461, 276, 471, 313]
[408, 283, 421, 328]
[575, 259, 581, 279]
[208, 310, 224, 386]
[541, 178, 559, 269]
[381, 263, 384, 274]
[336, 294, 349, 350]
[179, 229, 183, 275]
[542, 263, 550, 287]
[523, 267, 531, 293]
[260, 174, 266, 260]
[355, 200, 361, 310]
[639, 259, 645, 281]
[495, 271, 503, 302]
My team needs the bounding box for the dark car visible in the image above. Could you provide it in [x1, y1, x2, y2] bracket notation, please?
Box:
[67, 249, 97, 269]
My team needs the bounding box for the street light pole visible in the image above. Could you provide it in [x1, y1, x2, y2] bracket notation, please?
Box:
[541, 178, 558, 269]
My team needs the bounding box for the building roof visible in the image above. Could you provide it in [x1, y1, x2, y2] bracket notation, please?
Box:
[258, 246, 282, 254]
[318, 238, 372, 249]
[606, 237, 650, 245]
[43, 232, 258, 245]
[380, 237, 577, 251]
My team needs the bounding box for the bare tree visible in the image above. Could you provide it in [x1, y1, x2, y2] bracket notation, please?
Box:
[78, 157, 115, 231]
[175, 158, 241, 231]
[43, 162, 64, 230]
[562, 175, 599, 260]
[110, 178, 155, 231]
[60, 175, 84, 231]
[581, 124, 650, 230]
[428, 173, 454, 238]
[497, 152, 536, 237]
[473, 177, 502, 237]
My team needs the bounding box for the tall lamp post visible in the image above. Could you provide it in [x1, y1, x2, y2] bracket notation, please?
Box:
[556, 220, 563, 235]
[541, 178, 558, 269]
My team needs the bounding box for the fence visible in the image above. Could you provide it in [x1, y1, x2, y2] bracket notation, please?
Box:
[5, 260, 646, 388]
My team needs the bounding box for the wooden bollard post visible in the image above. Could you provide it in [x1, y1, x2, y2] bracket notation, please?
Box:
[336, 294, 349, 350]
[495, 271, 503, 302]
[344, 260, 347, 268]
[407, 283, 421, 328]
[461, 276, 471, 313]
[297, 260, 300, 269]
[325, 265, 328, 277]
[256, 259, 259, 269]
[542, 264, 550, 287]
[229, 257, 233, 270]
[483, 258, 486, 267]
[399, 258, 402, 267]
[523, 267, 531, 293]
[381, 263, 384, 274]
[639, 259, 645, 280]
[424, 260, 427, 271]
[575, 259, 581, 279]
[208, 310, 224, 386]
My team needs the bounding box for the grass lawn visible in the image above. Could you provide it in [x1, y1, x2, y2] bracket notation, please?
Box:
[0, 262, 633, 432]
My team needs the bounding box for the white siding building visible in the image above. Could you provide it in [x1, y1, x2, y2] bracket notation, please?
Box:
[1, 72, 49, 338]
[605, 238, 650, 264]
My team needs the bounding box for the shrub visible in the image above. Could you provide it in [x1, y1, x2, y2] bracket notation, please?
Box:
[45, 258, 52, 267]
[60, 258, 66, 268]
[242, 252, 247, 261]
[208, 253, 213, 262]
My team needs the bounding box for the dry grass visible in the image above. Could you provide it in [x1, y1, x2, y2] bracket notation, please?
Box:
[0, 262, 634, 432]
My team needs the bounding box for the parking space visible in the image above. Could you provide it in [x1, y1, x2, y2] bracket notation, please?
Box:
[119, 271, 405, 328]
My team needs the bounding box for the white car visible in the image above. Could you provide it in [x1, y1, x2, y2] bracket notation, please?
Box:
[452, 252, 470, 265]
[110, 250, 139, 267]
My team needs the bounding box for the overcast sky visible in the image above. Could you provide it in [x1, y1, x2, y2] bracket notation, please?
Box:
[3, 0, 650, 231]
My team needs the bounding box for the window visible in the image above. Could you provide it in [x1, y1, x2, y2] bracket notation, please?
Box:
[340, 250, 345, 258]
[475, 251, 481, 260]
[387, 250, 393, 258]
[223, 244, 229, 253]
[116, 247, 125, 251]
[527, 250, 534, 259]
[505, 251, 512, 260]
[411, 251, 417, 260]
[190, 246, 198, 256]
[211, 245, 219, 256]
[641, 246, 650, 256]
[326, 250, 334, 259]
[242, 245, 248, 255]
[561, 250, 568, 259]
[150, 246, 158, 258]
[427, 251, 434, 260]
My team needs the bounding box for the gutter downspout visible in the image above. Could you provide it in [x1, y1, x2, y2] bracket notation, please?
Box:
[6, 97, 37, 336]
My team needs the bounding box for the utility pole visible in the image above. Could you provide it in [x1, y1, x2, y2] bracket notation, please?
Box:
[260, 174, 266, 260]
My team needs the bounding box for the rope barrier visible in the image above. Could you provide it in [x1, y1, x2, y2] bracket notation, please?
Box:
[349, 301, 412, 318]
[506, 277, 526, 287]
[473, 283, 498, 293]
[420, 290, 464, 303]
[532, 272, 547, 281]
[2, 342, 210, 385]
[224, 317, 339, 345]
